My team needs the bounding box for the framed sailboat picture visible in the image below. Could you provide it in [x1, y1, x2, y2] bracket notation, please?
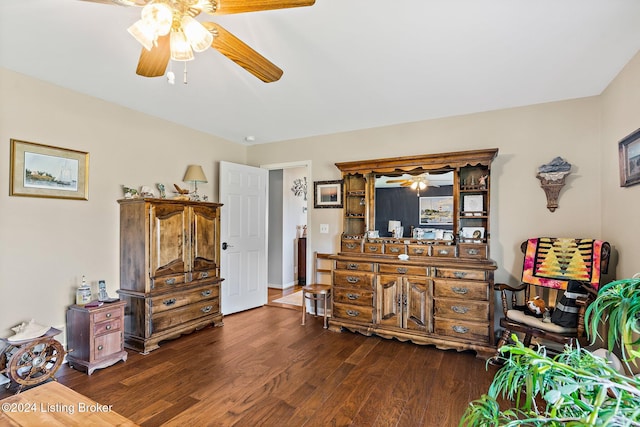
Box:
[10, 139, 89, 200]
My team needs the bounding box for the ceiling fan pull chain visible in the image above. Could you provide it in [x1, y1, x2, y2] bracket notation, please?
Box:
[183, 62, 188, 85]
[167, 61, 175, 85]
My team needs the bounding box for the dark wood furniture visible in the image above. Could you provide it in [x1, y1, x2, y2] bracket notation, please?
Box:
[117, 198, 224, 354]
[297, 237, 307, 285]
[66, 300, 127, 375]
[329, 149, 499, 358]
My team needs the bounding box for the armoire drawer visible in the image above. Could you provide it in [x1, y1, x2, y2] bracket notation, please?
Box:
[152, 299, 219, 333]
[151, 283, 220, 314]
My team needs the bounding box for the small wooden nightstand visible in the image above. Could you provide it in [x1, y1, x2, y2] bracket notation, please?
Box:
[66, 300, 127, 375]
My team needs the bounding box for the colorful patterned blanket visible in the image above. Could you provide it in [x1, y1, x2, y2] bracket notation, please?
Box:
[522, 238, 606, 290]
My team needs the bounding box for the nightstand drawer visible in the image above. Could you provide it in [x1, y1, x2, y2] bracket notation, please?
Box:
[92, 306, 122, 323]
[94, 318, 121, 336]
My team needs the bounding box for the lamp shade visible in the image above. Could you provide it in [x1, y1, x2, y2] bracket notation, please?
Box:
[183, 165, 208, 183]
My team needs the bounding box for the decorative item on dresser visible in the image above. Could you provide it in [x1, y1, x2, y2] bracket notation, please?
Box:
[66, 300, 127, 375]
[117, 198, 224, 354]
[330, 148, 499, 359]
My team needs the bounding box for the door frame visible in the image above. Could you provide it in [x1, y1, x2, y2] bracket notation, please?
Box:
[261, 160, 312, 285]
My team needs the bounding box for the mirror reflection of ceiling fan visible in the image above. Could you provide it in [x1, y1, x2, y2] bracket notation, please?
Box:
[385, 173, 440, 196]
[82, 0, 316, 83]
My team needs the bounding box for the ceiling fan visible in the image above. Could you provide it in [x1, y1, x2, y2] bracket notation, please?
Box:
[82, 0, 316, 82]
[386, 173, 439, 196]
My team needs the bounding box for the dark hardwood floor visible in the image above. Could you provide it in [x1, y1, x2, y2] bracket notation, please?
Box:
[1, 288, 499, 426]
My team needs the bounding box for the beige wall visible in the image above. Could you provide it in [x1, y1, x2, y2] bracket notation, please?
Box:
[248, 97, 606, 286]
[1, 49, 639, 340]
[0, 68, 246, 338]
[600, 52, 640, 278]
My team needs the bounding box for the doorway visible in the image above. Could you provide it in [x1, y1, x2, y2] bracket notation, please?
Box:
[262, 161, 311, 290]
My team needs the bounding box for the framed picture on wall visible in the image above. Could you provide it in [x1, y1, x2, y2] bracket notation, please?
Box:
[10, 139, 89, 200]
[619, 128, 640, 187]
[419, 196, 453, 225]
[313, 180, 343, 208]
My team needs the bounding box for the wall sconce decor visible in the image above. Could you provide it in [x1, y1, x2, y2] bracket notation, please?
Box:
[291, 177, 307, 200]
[536, 157, 571, 212]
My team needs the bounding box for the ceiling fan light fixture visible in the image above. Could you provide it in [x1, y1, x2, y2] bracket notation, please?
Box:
[181, 15, 213, 52]
[127, 19, 157, 51]
[141, 2, 173, 36]
[170, 30, 195, 61]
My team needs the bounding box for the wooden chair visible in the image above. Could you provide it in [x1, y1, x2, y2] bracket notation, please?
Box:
[494, 238, 611, 359]
[301, 252, 332, 328]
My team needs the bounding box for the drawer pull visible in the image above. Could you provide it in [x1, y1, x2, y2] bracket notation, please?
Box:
[201, 290, 212, 297]
[346, 276, 360, 284]
[106, 313, 112, 318]
[452, 325, 469, 334]
[163, 298, 177, 306]
[347, 263, 359, 270]
[467, 249, 480, 256]
[452, 305, 469, 314]
[346, 243, 358, 249]
[438, 249, 450, 255]
[454, 271, 467, 279]
[97, 345, 104, 351]
[397, 267, 407, 274]
[106, 325, 112, 330]
[201, 305, 213, 313]
[346, 293, 360, 300]
[452, 287, 469, 295]
[200, 272, 209, 279]
[346, 309, 360, 317]
[166, 278, 176, 285]
[413, 248, 425, 254]
[389, 247, 400, 253]
[367, 246, 379, 252]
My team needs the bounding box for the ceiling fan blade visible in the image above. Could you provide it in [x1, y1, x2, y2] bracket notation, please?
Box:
[203, 22, 283, 83]
[136, 34, 170, 77]
[386, 179, 407, 183]
[213, 0, 315, 15]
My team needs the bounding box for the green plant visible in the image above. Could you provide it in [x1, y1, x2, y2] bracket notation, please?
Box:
[461, 278, 640, 426]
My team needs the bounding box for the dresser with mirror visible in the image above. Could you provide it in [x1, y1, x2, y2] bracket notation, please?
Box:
[329, 148, 498, 358]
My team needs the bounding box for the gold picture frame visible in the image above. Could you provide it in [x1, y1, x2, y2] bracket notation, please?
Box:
[619, 128, 640, 187]
[10, 139, 89, 200]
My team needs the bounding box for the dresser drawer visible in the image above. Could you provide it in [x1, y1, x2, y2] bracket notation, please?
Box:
[458, 243, 487, 259]
[93, 318, 121, 336]
[434, 298, 489, 322]
[434, 267, 487, 281]
[434, 318, 490, 344]
[92, 331, 123, 361]
[151, 283, 220, 314]
[333, 288, 374, 307]
[434, 279, 489, 301]
[363, 243, 383, 254]
[92, 306, 123, 323]
[152, 299, 219, 333]
[384, 244, 406, 255]
[333, 271, 374, 289]
[151, 273, 186, 292]
[341, 239, 362, 253]
[407, 244, 430, 257]
[190, 269, 217, 281]
[431, 245, 456, 257]
[335, 261, 374, 272]
[332, 302, 373, 323]
[378, 264, 428, 276]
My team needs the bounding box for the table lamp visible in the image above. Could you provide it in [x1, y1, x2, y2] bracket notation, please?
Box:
[183, 165, 207, 199]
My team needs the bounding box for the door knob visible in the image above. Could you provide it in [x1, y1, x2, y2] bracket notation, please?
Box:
[222, 242, 233, 250]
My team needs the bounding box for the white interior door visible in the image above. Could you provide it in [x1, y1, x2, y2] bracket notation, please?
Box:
[219, 161, 268, 314]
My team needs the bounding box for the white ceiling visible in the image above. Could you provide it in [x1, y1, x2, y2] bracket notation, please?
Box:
[2, 1, 640, 145]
